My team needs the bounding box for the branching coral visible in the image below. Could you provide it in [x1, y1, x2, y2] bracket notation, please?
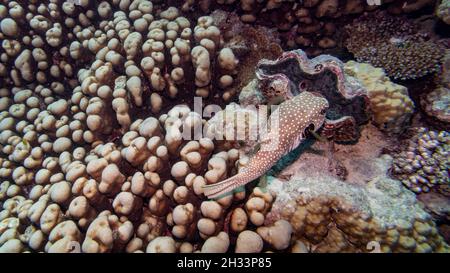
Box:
[0, 1, 242, 135]
[0, 1, 82, 88]
[344, 11, 444, 80]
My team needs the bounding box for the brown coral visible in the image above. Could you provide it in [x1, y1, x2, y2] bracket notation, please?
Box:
[345, 11, 444, 80]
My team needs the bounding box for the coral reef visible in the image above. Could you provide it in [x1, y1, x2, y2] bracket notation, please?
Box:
[277, 123, 393, 182]
[0, 0, 447, 254]
[0, 1, 241, 113]
[0, 97, 292, 252]
[344, 11, 444, 80]
[266, 155, 449, 253]
[344, 61, 415, 134]
[0, 0, 80, 87]
[73, 6, 240, 112]
[0, 1, 287, 254]
[181, 0, 433, 56]
[390, 127, 449, 196]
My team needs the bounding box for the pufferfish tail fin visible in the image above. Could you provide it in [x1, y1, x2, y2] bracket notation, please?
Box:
[202, 171, 255, 199]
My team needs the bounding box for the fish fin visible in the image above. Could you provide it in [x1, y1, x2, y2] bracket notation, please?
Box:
[202, 173, 250, 199]
[287, 132, 305, 152]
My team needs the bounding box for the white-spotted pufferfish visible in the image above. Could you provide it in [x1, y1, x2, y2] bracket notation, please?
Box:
[203, 91, 329, 199]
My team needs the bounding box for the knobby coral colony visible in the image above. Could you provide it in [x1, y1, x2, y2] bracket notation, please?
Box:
[0, 1, 449, 253]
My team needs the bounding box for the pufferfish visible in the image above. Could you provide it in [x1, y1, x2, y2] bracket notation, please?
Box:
[203, 91, 329, 199]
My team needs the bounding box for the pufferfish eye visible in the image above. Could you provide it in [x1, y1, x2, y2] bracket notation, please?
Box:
[299, 81, 307, 90]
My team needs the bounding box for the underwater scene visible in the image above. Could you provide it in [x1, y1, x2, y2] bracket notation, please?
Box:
[0, 0, 449, 254]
